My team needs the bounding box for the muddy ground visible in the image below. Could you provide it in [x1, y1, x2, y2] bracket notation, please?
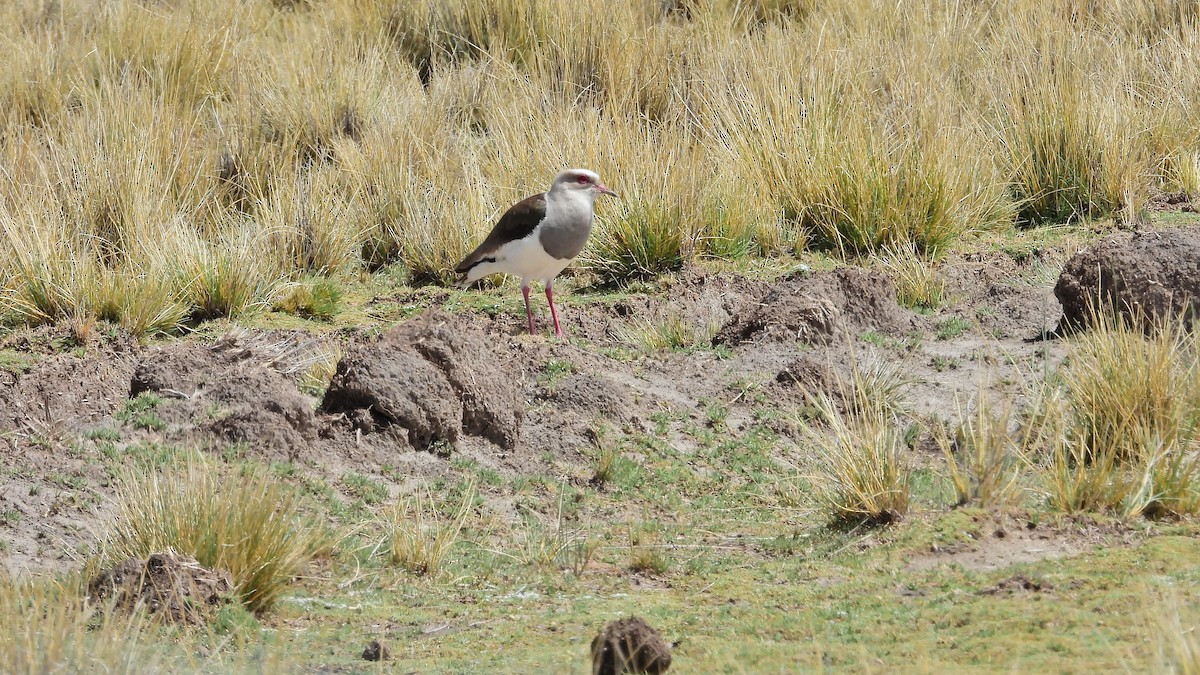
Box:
[0, 241, 1080, 571]
[0, 233, 1087, 576]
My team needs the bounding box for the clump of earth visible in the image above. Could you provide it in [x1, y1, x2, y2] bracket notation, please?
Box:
[88, 551, 233, 624]
[1055, 226, 1200, 332]
[590, 616, 673, 675]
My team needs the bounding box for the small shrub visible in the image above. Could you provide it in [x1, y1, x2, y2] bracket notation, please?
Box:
[1065, 315, 1200, 463]
[180, 232, 282, 321]
[588, 424, 638, 488]
[212, 604, 262, 640]
[508, 486, 590, 569]
[115, 392, 164, 425]
[695, 200, 754, 261]
[538, 359, 575, 389]
[591, 444, 619, 485]
[90, 269, 189, 336]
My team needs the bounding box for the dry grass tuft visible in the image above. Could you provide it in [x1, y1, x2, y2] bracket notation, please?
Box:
[875, 244, 946, 311]
[1155, 593, 1200, 674]
[1064, 316, 1200, 464]
[804, 393, 910, 526]
[101, 456, 329, 614]
[800, 355, 914, 524]
[615, 313, 719, 353]
[506, 484, 595, 571]
[384, 481, 475, 577]
[938, 393, 1024, 508]
[627, 523, 670, 575]
[1035, 315, 1200, 518]
[845, 357, 914, 422]
[0, 575, 152, 674]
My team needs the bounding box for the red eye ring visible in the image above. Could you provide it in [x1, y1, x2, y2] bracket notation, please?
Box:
[576, 175, 590, 184]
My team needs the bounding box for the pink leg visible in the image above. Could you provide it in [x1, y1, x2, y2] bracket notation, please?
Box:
[545, 284, 563, 338]
[521, 284, 535, 335]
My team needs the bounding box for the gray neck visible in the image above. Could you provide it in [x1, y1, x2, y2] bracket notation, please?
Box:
[538, 186, 596, 260]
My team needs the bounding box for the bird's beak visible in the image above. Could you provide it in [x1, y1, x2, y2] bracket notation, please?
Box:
[595, 183, 618, 198]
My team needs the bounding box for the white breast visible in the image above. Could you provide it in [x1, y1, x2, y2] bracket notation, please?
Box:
[461, 225, 574, 285]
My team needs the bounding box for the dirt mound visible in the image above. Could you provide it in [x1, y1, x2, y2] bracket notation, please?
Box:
[590, 616, 672, 675]
[715, 267, 911, 346]
[131, 335, 318, 461]
[88, 551, 233, 624]
[662, 265, 769, 327]
[940, 251, 1062, 339]
[547, 373, 632, 423]
[1055, 226, 1200, 331]
[0, 343, 137, 435]
[322, 310, 521, 452]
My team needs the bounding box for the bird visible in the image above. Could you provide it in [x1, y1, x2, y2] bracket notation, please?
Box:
[454, 169, 617, 337]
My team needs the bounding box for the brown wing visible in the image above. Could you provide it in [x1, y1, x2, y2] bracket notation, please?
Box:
[454, 192, 547, 275]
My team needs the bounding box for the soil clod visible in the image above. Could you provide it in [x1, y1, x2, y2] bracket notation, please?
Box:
[1055, 226, 1200, 332]
[130, 336, 318, 460]
[978, 574, 1052, 596]
[590, 616, 672, 675]
[88, 551, 233, 624]
[321, 310, 521, 452]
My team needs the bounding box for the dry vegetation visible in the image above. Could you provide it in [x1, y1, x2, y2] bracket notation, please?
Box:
[0, 0, 1196, 332]
[3, 0, 1200, 671]
[100, 456, 329, 613]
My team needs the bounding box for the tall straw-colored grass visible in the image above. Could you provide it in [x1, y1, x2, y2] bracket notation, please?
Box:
[1033, 316, 1200, 518]
[0, 0, 1197, 327]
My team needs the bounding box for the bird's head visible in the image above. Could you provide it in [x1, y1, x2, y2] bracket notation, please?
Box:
[552, 169, 617, 200]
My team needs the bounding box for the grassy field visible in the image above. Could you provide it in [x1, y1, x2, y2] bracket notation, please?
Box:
[0, 0, 1197, 331]
[2, 0, 1200, 673]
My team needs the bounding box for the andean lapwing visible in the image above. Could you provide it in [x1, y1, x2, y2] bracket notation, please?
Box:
[455, 169, 617, 337]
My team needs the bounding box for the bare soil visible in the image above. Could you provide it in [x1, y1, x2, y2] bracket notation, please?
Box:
[132, 333, 321, 462]
[907, 512, 1140, 573]
[2, 227, 1197, 577]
